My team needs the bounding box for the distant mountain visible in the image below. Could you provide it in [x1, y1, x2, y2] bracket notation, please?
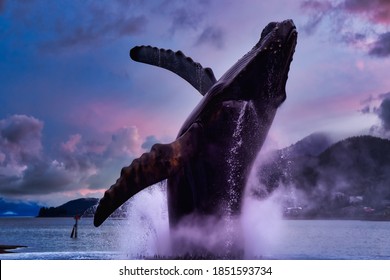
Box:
[252, 132, 335, 196]
[283, 132, 334, 157]
[254, 135, 390, 220]
[37, 198, 99, 217]
[0, 198, 43, 216]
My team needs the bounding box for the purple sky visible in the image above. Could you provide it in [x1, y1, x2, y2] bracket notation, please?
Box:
[1, 0, 390, 206]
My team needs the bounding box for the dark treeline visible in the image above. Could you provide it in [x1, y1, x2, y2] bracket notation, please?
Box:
[37, 198, 99, 217]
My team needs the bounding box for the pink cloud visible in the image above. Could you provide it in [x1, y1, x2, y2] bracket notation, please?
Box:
[343, 0, 390, 24]
[301, 0, 390, 56]
[287, 93, 365, 123]
[68, 99, 181, 140]
[105, 126, 142, 157]
[302, 0, 390, 25]
[61, 134, 82, 153]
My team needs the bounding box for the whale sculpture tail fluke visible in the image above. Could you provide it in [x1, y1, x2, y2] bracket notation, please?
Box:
[130, 46, 216, 96]
[94, 123, 201, 227]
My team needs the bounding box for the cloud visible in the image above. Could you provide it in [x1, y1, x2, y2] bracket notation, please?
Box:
[0, 115, 70, 196]
[302, 0, 390, 25]
[42, 14, 146, 52]
[300, 0, 390, 57]
[3, 161, 76, 196]
[343, 0, 390, 24]
[360, 105, 370, 114]
[369, 32, 390, 57]
[141, 135, 160, 150]
[363, 93, 390, 137]
[0, 115, 86, 196]
[158, 0, 227, 48]
[0, 115, 43, 164]
[4, 0, 147, 53]
[105, 126, 141, 158]
[164, 0, 210, 33]
[170, 7, 203, 32]
[61, 134, 82, 153]
[56, 126, 142, 192]
[43, 16, 147, 51]
[196, 26, 225, 49]
[59, 141, 99, 180]
[300, 0, 334, 35]
[0, 114, 145, 200]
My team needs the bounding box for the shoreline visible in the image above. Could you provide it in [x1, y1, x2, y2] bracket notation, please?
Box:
[283, 216, 390, 222]
[0, 245, 27, 254]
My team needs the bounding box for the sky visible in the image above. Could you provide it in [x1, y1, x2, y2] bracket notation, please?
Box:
[0, 0, 390, 207]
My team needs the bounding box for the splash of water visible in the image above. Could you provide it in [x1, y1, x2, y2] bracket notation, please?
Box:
[227, 101, 248, 212]
[118, 183, 171, 258]
[241, 190, 284, 259]
[240, 138, 286, 259]
[223, 101, 249, 254]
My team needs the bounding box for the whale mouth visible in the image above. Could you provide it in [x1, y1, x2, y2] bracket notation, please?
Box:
[284, 27, 297, 72]
[281, 20, 297, 61]
[279, 23, 297, 95]
[286, 27, 298, 56]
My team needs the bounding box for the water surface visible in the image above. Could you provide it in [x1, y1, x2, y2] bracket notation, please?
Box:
[1, 218, 389, 260]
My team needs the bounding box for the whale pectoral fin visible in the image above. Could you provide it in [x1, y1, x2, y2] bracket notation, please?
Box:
[130, 45, 217, 96]
[94, 123, 202, 227]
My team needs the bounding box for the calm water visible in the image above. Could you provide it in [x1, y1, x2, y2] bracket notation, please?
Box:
[272, 219, 390, 260]
[1, 217, 390, 260]
[0, 217, 124, 259]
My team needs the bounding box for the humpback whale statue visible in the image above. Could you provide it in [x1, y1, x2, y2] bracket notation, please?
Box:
[94, 20, 297, 250]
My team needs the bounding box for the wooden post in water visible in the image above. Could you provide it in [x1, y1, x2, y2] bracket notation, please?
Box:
[70, 215, 80, 238]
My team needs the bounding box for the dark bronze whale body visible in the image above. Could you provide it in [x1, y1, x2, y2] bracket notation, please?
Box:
[94, 20, 297, 251]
